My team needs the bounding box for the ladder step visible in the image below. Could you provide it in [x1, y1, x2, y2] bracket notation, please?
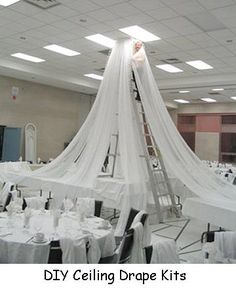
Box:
[158, 193, 170, 197]
[144, 133, 153, 137]
[153, 168, 163, 172]
[112, 134, 118, 137]
[107, 153, 120, 157]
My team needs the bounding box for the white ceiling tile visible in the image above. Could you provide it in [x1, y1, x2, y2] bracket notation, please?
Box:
[206, 46, 234, 58]
[50, 20, 81, 32]
[9, 1, 42, 16]
[86, 22, 112, 33]
[122, 13, 155, 25]
[166, 37, 199, 50]
[211, 4, 236, 20]
[188, 48, 215, 59]
[185, 12, 226, 32]
[145, 7, 178, 21]
[186, 33, 219, 48]
[47, 4, 78, 17]
[170, 0, 206, 15]
[62, 0, 101, 12]
[151, 40, 180, 53]
[130, 0, 166, 11]
[161, 16, 203, 35]
[207, 29, 236, 44]
[32, 11, 61, 24]
[42, 32, 78, 44]
[69, 15, 99, 26]
[90, 0, 126, 6]
[197, 0, 234, 10]
[141, 22, 180, 38]
[219, 16, 236, 28]
[87, 8, 119, 21]
[103, 18, 132, 29]
[0, 9, 25, 21]
[107, 3, 141, 17]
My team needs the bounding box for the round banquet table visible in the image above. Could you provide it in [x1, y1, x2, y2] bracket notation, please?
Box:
[0, 210, 115, 263]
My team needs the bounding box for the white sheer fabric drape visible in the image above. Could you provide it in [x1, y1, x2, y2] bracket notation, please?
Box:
[132, 45, 236, 208]
[2, 39, 236, 234]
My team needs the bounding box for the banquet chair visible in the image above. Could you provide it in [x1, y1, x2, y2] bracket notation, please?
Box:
[48, 240, 62, 264]
[94, 200, 103, 217]
[146, 239, 180, 263]
[3, 192, 13, 211]
[99, 228, 134, 264]
[115, 208, 148, 246]
[202, 231, 236, 263]
[144, 245, 153, 264]
[125, 208, 148, 232]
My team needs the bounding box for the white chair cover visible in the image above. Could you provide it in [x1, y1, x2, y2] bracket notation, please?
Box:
[24, 197, 47, 210]
[131, 210, 151, 247]
[130, 222, 145, 263]
[150, 238, 180, 264]
[76, 198, 95, 217]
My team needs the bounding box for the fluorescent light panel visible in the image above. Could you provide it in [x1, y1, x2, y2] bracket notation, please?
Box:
[85, 34, 115, 48]
[44, 44, 80, 56]
[0, 0, 20, 6]
[119, 25, 160, 42]
[174, 99, 190, 104]
[156, 64, 183, 73]
[186, 60, 213, 70]
[179, 90, 190, 93]
[212, 88, 224, 91]
[230, 97, 236, 100]
[201, 98, 216, 103]
[84, 74, 103, 81]
[11, 53, 45, 63]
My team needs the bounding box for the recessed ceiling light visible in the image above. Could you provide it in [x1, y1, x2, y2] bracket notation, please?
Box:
[156, 64, 183, 73]
[230, 97, 236, 100]
[119, 25, 161, 42]
[186, 60, 213, 70]
[174, 99, 190, 104]
[84, 73, 103, 80]
[85, 34, 115, 48]
[212, 88, 224, 91]
[201, 98, 216, 102]
[0, 0, 20, 6]
[11, 53, 45, 63]
[44, 44, 80, 56]
[179, 90, 190, 93]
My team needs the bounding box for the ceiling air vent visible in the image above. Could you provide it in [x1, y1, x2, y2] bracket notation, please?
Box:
[160, 58, 182, 64]
[24, 0, 60, 9]
[96, 67, 105, 73]
[208, 92, 220, 95]
[98, 49, 111, 56]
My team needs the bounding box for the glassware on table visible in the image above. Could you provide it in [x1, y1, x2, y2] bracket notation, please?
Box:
[63, 198, 74, 216]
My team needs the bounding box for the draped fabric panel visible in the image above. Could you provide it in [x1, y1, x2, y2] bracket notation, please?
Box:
[2, 39, 236, 235]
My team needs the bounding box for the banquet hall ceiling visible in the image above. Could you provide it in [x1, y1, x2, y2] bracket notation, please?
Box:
[1, 0, 236, 106]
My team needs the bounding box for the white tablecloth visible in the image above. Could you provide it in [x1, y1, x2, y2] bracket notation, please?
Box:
[0, 210, 115, 263]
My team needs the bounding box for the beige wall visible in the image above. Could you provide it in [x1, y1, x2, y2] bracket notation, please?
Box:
[170, 103, 236, 161]
[170, 103, 236, 125]
[195, 132, 219, 161]
[0, 75, 93, 161]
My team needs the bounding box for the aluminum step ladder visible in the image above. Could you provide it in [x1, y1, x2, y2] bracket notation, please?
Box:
[131, 70, 181, 222]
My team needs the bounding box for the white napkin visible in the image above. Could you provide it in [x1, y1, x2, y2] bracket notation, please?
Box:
[23, 207, 32, 228]
[150, 238, 180, 264]
[130, 222, 145, 263]
[6, 202, 14, 216]
[52, 209, 61, 228]
[63, 198, 74, 212]
[76, 198, 95, 218]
